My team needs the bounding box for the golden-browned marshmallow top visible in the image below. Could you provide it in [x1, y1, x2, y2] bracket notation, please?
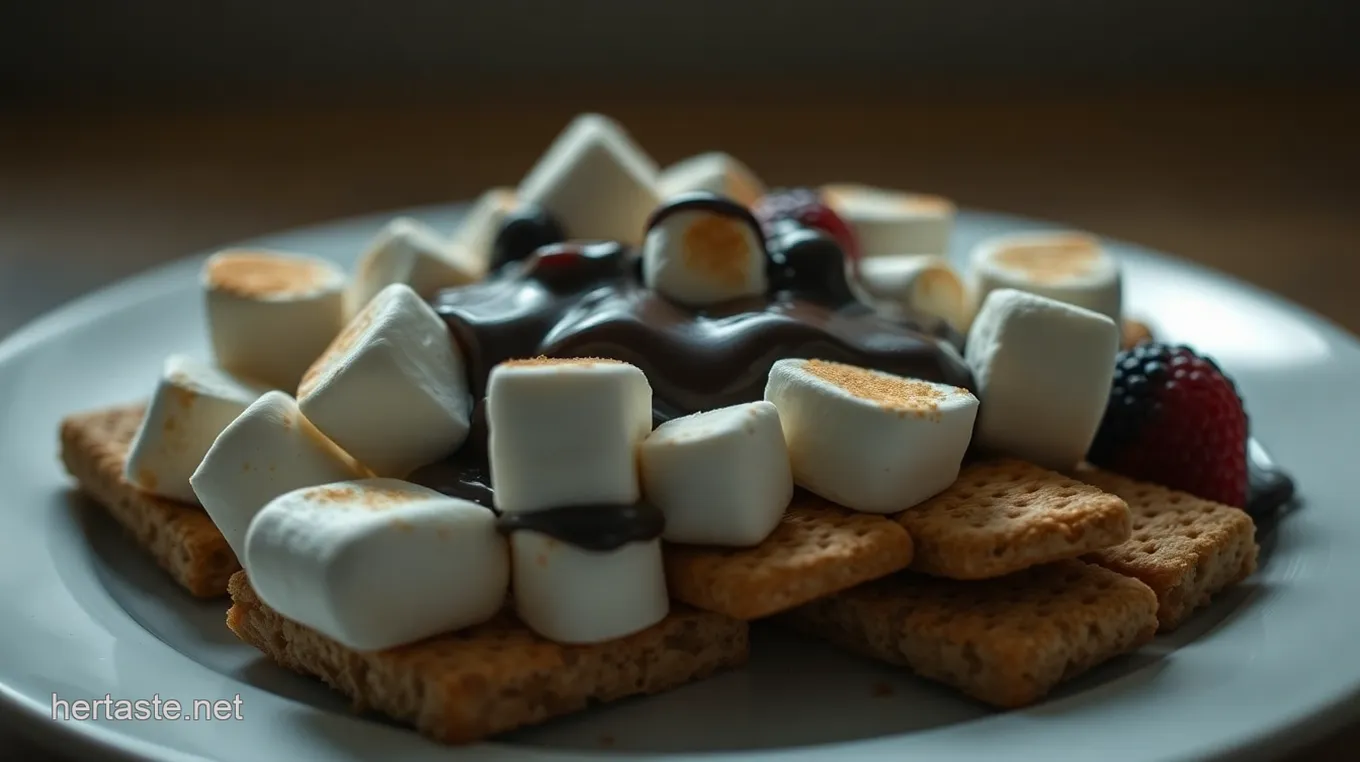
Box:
[205, 251, 339, 299]
[991, 234, 1101, 284]
[803, 359, 962, 419]
[681, 214, 757, 289]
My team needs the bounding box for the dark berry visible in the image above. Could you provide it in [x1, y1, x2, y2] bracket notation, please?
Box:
[523, 241, 628, 290]
[766, 224, 858, 307]
[490, 204, 566, 273]
[753, 188, 860, 262]
[1089, 343, 1249, 507]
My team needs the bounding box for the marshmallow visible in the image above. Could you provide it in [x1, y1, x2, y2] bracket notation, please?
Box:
[299, 283, 472, 478]
[512, 532, 668, 644]
[516, 114, 661, 245]
[244, 478, 508, 651]
[123, 354, 268, 503]
[487, 358, 652, 515]
[968, 231, 1122, 325]
[449, 187, 516, 277]
[190, 391, 368, 558]
[203, 249, 347, 390]
[642, 206, 768, 306]
[820, 184, 955, 258]
[639, 401, 791, 546]
[764, 359, 978, 514]
[348, 217, 479, 316]
[854, 255, 968, 330]
[965, 289, 1119, 472]
[659, 152, 766, 208]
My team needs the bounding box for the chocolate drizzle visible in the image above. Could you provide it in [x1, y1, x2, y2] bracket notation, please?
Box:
[494, 502, 666, 551]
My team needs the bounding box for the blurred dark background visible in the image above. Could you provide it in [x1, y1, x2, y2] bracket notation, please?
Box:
[0, 1, 1357, 333]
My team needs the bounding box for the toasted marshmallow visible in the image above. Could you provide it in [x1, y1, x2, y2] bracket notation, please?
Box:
[487, 358, 652, 515]
[348, 217, 479, 316]
[512, 532, 667, 644]
[516, 114, 661, 245]
[190, 391, 368, 558]
[124, 354, 268, 503]
[764, 359, 978, 514]
[642, 204, 768, 306]
[639, 401, 791, 546]
[659, 152, 766, 208]
[820, 185, 955, 258]
[449, 187, 516, 277]
[965, 289, 1119, 471]
[968, 231, 1122, 325]
[854, 255, 968, 330]
[203, 249, 347, 390]
[299, 283, 472, 478]
[244, 478, 508, 651]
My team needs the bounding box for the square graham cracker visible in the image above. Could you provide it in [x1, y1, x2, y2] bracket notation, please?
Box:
[779, 560, 1159, 708]
[1079, 467, 1258, 632]
[895, 459, 1131, 580]
[226, 572, 749, 744]
[60, 405, 239, 597]
[664, 493, 915, 620]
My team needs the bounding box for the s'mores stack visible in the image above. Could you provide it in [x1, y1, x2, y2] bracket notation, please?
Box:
[58, 110, 1272, 745]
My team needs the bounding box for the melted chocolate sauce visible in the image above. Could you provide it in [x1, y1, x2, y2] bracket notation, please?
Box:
[495, 502, 666, 551]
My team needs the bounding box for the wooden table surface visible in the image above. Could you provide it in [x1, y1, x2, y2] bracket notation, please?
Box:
[1, 87, 1357, 759]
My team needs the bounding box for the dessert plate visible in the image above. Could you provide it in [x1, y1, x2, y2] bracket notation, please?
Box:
[1, 203, 1357, 762]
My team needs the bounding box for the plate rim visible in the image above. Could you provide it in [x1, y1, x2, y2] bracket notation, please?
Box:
[2, 202, 1359, 762]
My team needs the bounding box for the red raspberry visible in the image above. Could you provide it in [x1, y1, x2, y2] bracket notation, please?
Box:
[753, 188, 860, 262]
[1088, 343, 1248, 507]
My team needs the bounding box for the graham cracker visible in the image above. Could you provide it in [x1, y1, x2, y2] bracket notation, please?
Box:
[664, 492, 915, 620]
[895, 459, 1131, 580]
[226, 572, 749, 744]
[780, 560, 1159, 708]
[1079, 467, 1258, 631]
[60, 405, 238, 597]
[1122, 318, 1153, 350]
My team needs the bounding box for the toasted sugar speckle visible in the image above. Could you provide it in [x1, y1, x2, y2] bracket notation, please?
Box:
[206, 253, 332, 299]
[681, 214, 753, 288]
[500, 355, 624, 369]
[305, 484, 423, 511]
[803, 359, 947, 418]
[992, 236, 1100, 284]
[136, 466, 159, 491]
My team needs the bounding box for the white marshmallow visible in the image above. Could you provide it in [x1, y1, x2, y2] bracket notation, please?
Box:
[968, 231, 1122, 325]
[639, 401, 791, 546]
[820, 184, 955, 258]
[512, 532, 668, 644]
[244, 478, 508, 651]
[658, 152, 766, 207]
[190, 391, 368, 558]
[516, 114, 661, 245]
[487, 358, 652, 515]
[348, 217, 479, 316]
[299, 283, 472, 478]
[449, 187, 516, 277]
[203, 249, 347, 390]
[123, 354, 269, 503]
[642, 208, 768, 306]
[764, 359, 978, 514]
[965, 289, 1119, 472]
[854, 255, 968, 330]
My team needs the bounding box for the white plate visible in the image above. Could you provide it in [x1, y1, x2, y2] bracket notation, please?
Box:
[1, 204, 1358, 762]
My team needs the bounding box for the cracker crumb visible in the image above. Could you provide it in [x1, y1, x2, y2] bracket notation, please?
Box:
[206, 252, 332, 299]
[803, 359, 945, 418]
[992, 235, 1099, 284]
[681, 213, 752, 288]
